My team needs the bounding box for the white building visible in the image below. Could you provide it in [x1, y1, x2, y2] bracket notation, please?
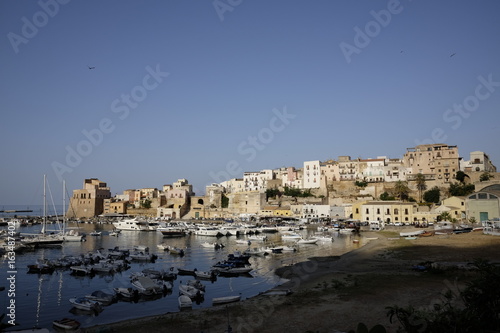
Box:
[303, 160, 321, 189]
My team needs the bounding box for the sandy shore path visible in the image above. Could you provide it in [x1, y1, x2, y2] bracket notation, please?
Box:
[82, 231, 500, 333]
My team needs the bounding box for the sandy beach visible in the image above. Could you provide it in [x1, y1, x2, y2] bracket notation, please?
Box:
[82, 230, 500, 333]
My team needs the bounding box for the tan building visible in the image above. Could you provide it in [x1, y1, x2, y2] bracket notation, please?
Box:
[466, 184, 500, 222]
[67, 178, 111, 219]
[103, 199, 128, 215]
[227, 191, 265, 216]
[403, 144, 460, 184]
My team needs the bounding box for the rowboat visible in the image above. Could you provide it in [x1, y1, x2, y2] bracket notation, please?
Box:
[69, 297, 101, 311]
[52, 318, 81, 330]
[212, 295, 241, 305]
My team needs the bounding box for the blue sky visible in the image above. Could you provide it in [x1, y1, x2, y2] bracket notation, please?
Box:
[1, 0, 499, 205]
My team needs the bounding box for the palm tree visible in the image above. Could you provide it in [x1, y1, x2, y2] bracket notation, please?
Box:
[393, 181, 410, 201]
[415, 173, 427, 203]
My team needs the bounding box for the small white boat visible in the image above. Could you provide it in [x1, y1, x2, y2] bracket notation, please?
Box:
[70, 265, 92, 275]
[212, 295, 241, 305]
[89, 231, 101, 236]
[178, 295, 193, 309]
[281, 233, 302, 240]
[244, 247, 267, 256]
[194, 270, 216, 280]
[297, 238, 318, 244]
[248, 235, 267, 242]
[187, 279, 206, 291]
[235, 239, 251, 245]
[113, 287, 137, 299]
[69, 297, 101, 311]
[400, 230, 424, 237]
[85, 290, 116, 304]
[281, 245, 297, 252]
[131, 276, 164, 295]
[129, 251, 155, 261]
[133, 245, 149, 252]
[179, 284, 205, 299]
[157, 243, 168, 251]
[109, 230, 120, 236]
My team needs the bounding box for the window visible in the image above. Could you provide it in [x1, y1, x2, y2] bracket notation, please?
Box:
[394, 209, 399, 214]
[365, 208, 369, 214]
[377, 208, 380, 214]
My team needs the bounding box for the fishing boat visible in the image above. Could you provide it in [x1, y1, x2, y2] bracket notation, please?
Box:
[113, 287, 138, 299]
[167, 246, 185, 256]
[195, 226, 223, 237]
[178, 295, 192, 309]
[85, 290, 117, 305]
[69, 297, 101, 311]
[187, 279, 206, 291]
[297, 238, 318, 244]
[113, 218, 157, 231]
[52, 318, 81, 330]
[131, 276, 165, 295]
[248, 235, 267, 242]
[212, 295, 241, 305]
[399, 230, 425, 237]
[194, 270, 216, 280]
[244, 247, 267, 256]
[178, 284, 204, 299]
[157, 225, 186, 237]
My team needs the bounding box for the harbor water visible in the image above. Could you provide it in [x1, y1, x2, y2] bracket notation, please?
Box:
[1, 222, 364, 331]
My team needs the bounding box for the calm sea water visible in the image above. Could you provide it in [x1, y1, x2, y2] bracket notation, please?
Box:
[0, 205, 64, 218]
[0, 223, 363, 331]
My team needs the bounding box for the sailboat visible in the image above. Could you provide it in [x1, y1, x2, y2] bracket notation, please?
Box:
[61, 180, 84, 242]
[21, 175, 65, 247]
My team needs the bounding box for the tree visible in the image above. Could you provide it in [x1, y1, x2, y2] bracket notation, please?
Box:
[448, 182, 475, 196]
[221, 194, 229, 208]
[380, 192, 395, 201]
[355, 180, 368, 188]
[141, 199, 152, 209]
[480, 172, 492, 182]
[423, 186, 440, 203]
[455, 170, 467, 183]
[265, 188, 281, 201]
[393, 181, 410, 201]
[438, 211, 453, 222]
[415, 173, 427, 203]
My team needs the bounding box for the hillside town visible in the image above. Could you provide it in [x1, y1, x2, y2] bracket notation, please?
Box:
[66, 143, 500, 225]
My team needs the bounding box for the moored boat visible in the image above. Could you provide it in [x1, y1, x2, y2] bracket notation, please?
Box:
[52, 318, 81, 330]
[178, 295, 192, 309]
[69, 297, 101, 311]
[212, 294, 241, 305]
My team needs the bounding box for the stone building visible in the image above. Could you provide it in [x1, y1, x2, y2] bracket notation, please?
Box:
[67, 178, 111, 219]
[403, 144, 460, 184]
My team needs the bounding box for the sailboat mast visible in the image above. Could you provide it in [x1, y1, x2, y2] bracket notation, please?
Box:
[42, 174, 46, 234]
[62, 180, 66, 234]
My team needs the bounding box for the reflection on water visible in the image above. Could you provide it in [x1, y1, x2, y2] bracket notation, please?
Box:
[0, 222, 364, 331]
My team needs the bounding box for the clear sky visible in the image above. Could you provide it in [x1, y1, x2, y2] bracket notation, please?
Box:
[1, 0, 499, 205]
